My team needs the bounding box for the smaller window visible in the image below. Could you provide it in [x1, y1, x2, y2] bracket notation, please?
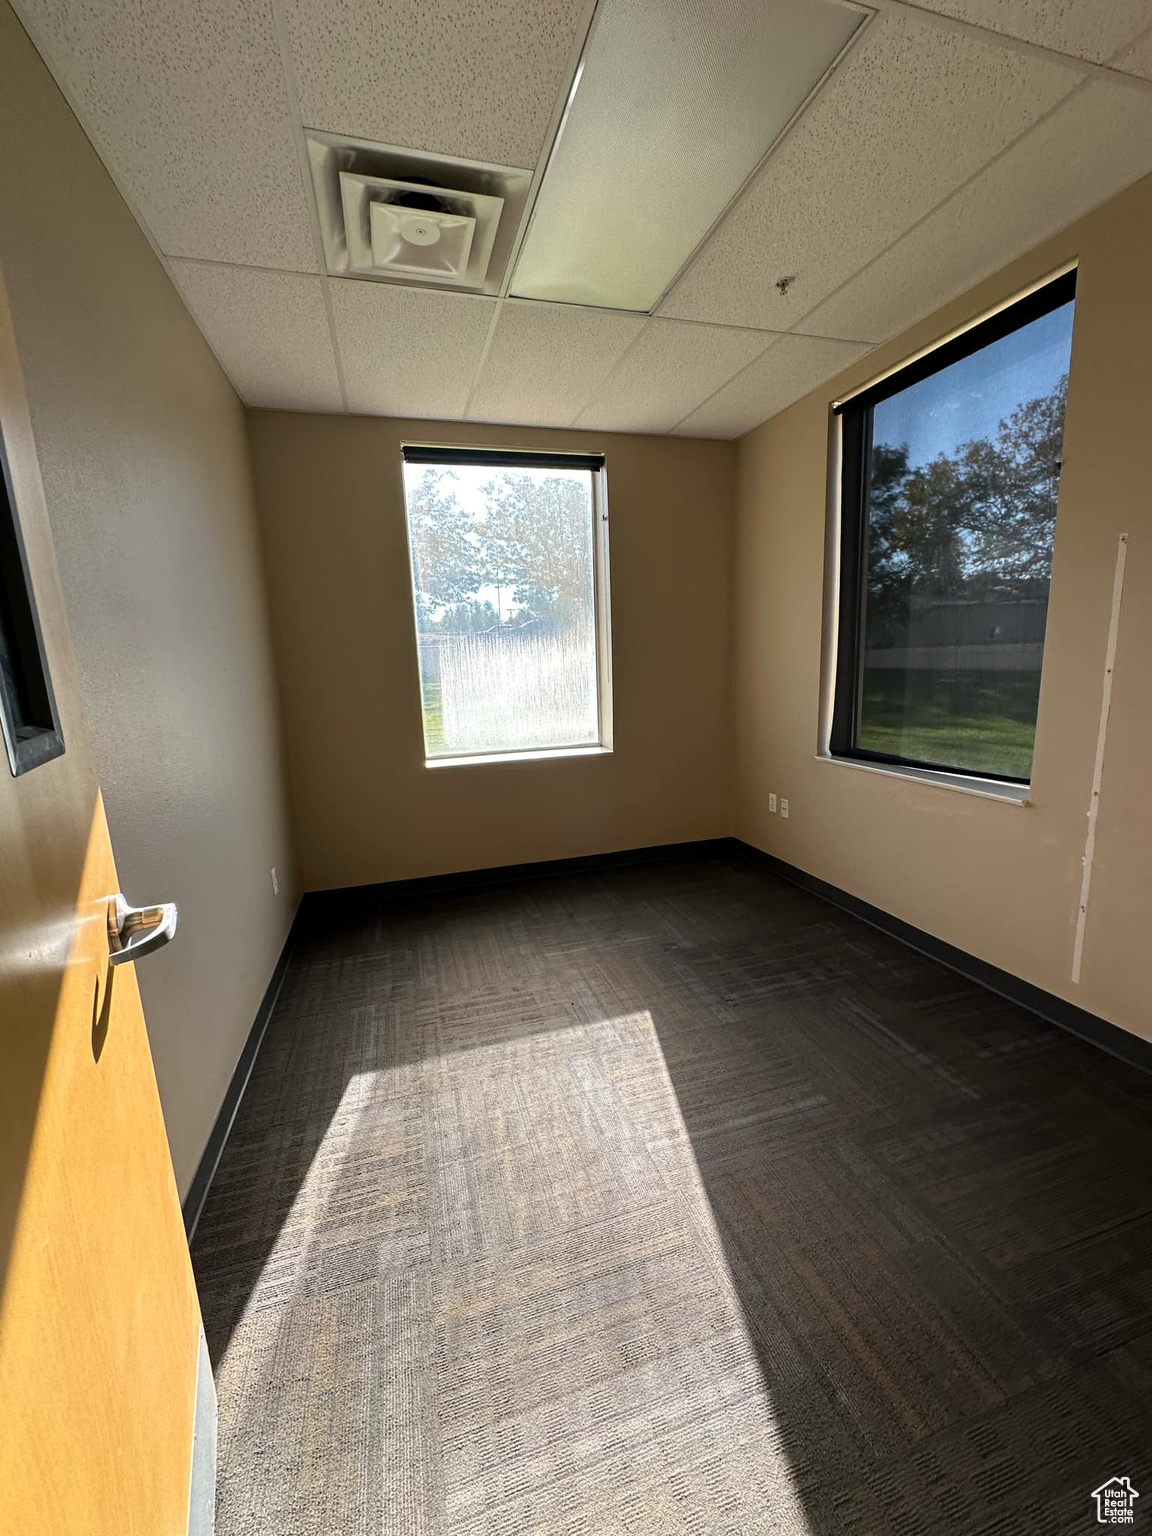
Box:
[401, 446, 611, 763]
[0, 423, 64, 776]
[830, 270, 1075, 784]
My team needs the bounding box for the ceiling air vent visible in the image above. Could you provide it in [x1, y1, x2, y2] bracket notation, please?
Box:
[307, 131, 532, 296]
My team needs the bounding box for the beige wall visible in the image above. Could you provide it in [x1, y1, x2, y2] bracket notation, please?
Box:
[735, 173, 1152, 1045]
[248, 413, 735, 890]
[0, 2, 297, 1194]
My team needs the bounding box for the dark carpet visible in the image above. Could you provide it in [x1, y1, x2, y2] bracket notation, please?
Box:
[191, 851, 1152, 1535]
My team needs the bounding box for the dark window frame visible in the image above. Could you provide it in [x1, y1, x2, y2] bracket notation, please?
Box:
[829, 269, 1076, 786]
[402, 444, 604, 473]
[0, 423, 64, 777]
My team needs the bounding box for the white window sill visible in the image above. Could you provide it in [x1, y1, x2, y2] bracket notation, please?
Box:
[425, 745, 613, 770]
[815, 752, 1031, 805]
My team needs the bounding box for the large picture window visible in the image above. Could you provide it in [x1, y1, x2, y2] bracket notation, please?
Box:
[401, 446, 610, 762]
[830, 270, 1075, 784]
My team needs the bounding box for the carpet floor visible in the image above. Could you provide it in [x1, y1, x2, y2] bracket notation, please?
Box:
[191, 852, 1152, 1535]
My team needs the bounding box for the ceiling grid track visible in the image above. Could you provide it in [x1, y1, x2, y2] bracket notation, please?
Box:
[666, 336, 785, 437]
[267, 0, 351, 413]
[654, 0, 1151, 344]
[562, 315, 658, 429]
[495, 0, 603, 302]
[152, 255, 324, 281]
[461, 0, 603, 422]
[461, 302, 506, 423]
[661, 4, 1152, 436]
[782, 74, 1095, 346]
[566, 316, 776, 435]
[666, 71, 1104, 434]
[14, 0, 1152, 435]
[649, 0, 882, 320]
[879, 0, 1152, 92]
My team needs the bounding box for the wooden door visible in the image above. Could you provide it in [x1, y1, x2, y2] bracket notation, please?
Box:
[0, 269, 202, 1533]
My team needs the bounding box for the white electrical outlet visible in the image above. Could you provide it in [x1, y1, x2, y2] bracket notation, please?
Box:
[780, 799, 790, 819]
[271, 866, 279, 896]
[769, 792, 778, 813]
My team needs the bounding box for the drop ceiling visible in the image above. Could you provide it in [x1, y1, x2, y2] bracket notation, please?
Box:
[12, 0, 1152, 440]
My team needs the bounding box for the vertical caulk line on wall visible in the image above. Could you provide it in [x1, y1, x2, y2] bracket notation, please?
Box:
[1071, 532, 1128, 985]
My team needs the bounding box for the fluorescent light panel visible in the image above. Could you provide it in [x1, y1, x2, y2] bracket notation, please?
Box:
[511, 0, 865, 312]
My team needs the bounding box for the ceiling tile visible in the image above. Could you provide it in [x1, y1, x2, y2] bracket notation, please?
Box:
[903, 0, 1152, 63]
[170, 262, 342, 412]
[467, 303, 646, 428]
[330, 281, 495, 420]
[1112, 28, 1152, 79]
[658, 7, 1081, 332]
[284, 0, 588, 168]
[801, 81, 1152, 345]
[574, 319, 773, 434]
[14, 0, 318, 270]
[673, 334, 871, 439]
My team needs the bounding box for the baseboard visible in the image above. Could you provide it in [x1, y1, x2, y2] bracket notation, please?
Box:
[181, 906, 302, 1242]
[302, 837, 739, 909]
[730, 839, 1152, 1076]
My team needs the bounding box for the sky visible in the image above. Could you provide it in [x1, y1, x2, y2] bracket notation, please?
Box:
[873, 299, 1075, 470]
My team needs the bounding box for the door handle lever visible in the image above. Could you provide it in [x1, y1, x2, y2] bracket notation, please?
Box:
[107, 894, 178, 967]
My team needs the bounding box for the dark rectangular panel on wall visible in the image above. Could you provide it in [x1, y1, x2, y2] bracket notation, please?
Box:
[402, 444, 605, 472]
[0, 422, 64, 775]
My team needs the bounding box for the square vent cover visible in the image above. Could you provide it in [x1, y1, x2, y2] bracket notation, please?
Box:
[339, 171, 503, 286]
[308, 131, 532, 296]
[370, 197, 475, 277]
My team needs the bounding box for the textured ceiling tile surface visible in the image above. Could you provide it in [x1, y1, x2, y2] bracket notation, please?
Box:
[285, 0, 588, 167]
[467, 303, 646, 428]
[15, 0, 318, 270]
[170, 262, 342, 410]
[330, 281, 495, 420]
[1112, 27, 1152, 79]
[658, 7, 1081, 332]
[905, 0, 1152, 63]
[574, 319, 773, 433]
[801, 81, 1152, 345]
[673, 334, 871, 439]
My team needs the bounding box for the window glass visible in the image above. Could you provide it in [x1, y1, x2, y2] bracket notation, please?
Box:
[849, 287, 1074, 781]
[403, 459, 602, 759]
